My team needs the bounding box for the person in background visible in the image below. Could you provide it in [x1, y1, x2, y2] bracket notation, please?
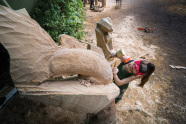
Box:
[111, 50, 155, 103]
[115, 0, 123, 9]
[82, 0, 86, 7]
[90, 0, 94, 10]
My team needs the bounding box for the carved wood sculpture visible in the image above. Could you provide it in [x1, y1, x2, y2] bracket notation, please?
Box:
[96, 17, 113, 59]
[0, 5, 119, 114]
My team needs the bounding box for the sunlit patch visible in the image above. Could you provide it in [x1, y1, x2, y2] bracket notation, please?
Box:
[168, 4, 186, 16]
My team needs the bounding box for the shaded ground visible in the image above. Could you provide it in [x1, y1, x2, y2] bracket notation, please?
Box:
[0, 0, 186, 124]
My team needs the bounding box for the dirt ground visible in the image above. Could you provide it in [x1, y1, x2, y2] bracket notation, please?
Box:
[83, 0, 186, 123]
[0, 0, 186, 124]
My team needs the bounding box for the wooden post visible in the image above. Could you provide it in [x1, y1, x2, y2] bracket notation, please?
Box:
[102, 0, 106, 7]
[95, 0, 98, 5]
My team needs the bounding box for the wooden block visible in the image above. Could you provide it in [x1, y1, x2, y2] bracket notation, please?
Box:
[16, 80, 119, 113]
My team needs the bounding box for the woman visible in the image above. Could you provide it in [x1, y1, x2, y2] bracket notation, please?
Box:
[111, 50, 155, 103]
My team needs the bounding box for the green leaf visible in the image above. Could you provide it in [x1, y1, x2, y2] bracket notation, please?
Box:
[31, 0, 86, 41]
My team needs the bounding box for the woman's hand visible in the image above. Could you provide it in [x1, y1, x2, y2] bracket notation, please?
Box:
[112, 67, 119, 76]
[109, 50, 116, 57]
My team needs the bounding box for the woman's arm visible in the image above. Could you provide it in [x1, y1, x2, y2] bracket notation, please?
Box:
[114, 74, 141, 86]
[112, 67, 143, 86]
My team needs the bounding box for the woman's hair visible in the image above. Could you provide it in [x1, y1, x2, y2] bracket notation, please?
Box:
[138, 60, 155, 87]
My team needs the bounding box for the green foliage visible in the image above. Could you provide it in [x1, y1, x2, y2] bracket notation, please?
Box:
[31, 0, 85, 42]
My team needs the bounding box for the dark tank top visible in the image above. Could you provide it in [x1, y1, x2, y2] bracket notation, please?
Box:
[114, 61, 134, 102]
